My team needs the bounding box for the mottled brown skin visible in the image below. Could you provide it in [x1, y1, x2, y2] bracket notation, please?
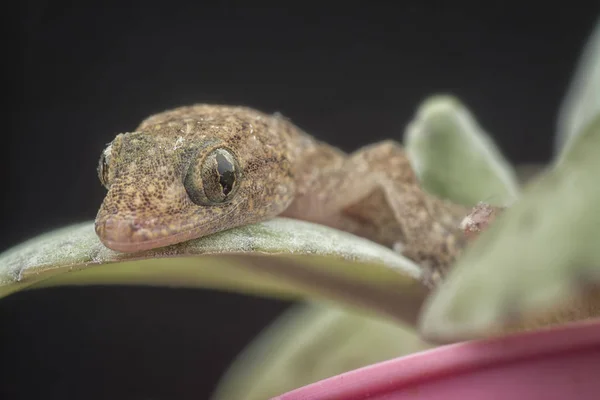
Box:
[95, 105, 470, 279]
[461, 202, 505, 241]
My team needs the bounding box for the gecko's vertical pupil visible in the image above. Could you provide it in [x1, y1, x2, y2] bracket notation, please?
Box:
[216, 152, 235, 195]
[186, 147, 241, 205]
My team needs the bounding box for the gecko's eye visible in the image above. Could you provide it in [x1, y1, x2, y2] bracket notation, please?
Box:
[97, 149, 111, 189]
[97, 136, 123, 190]
[184, 148, 241, 205]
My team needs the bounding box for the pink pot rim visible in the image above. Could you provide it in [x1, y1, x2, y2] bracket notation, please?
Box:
[272, 318, 600, 400]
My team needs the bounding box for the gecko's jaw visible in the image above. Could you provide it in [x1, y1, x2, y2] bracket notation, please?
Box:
[94, 216, 192, 253]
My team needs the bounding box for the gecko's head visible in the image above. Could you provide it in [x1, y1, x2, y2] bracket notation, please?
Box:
[94, 119, 295, 253]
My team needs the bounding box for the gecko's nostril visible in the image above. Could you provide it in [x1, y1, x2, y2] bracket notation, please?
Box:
[102, 218, 117, 231]
[129, 221, 142, 231]
[96, 217, 138, 243]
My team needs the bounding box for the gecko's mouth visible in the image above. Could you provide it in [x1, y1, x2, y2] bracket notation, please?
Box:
[94, 217, 198, 253]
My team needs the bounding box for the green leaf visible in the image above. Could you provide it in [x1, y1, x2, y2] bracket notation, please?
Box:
[419, 115, 600, 343]
[211, 303, 432, 400]
[404, 95, 519, 206]
[556, 18, 600, 154]
[0, 218, 428, 327]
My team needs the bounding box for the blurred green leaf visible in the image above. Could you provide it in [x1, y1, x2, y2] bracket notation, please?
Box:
[404, 95, 519, 206]
[211, 303, 432, 400]
[556, 18, 600, 154]
[419, 115, 600, 343]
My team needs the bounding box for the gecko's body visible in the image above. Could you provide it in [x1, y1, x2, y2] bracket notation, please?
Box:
[96, 105, 469, 278]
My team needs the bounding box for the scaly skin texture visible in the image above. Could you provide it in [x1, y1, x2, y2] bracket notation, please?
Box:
[95, 105, 470, 281]
[461, 202, 505, 242]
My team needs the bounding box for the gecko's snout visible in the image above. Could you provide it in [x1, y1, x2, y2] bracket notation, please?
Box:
[95, 214, 175, 253]
[95, 217, 138, 237]
[95, 210, 203, 253]
[94, 217, 146, 252]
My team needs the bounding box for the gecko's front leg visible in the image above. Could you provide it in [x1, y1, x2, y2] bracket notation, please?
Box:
[283, 140, 470, 286]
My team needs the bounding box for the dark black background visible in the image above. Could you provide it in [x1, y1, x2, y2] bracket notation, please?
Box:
[3, 2, 599, 399]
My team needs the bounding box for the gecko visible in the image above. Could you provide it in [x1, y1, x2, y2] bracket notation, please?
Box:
[95, 105, 471, 283]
